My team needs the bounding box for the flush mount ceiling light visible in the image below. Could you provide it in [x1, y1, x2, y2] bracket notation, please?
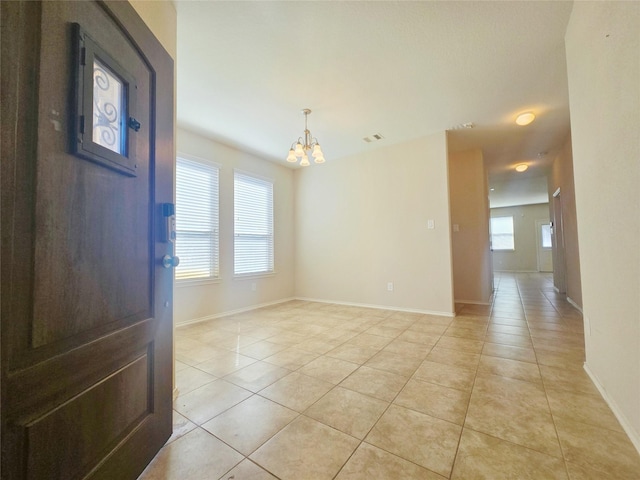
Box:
[515, 112, 536, 126]
[286, 108, 325, 166]
[515, 164, 529, 172]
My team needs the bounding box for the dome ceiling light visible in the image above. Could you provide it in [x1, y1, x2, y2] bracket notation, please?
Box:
[515, 112, 536, 126]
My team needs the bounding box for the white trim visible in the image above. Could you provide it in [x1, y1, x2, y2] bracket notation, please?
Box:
[455, 299, 491, 306]
[567, 296, 583, 313]
[583, 363, 640, 455]
[176, 277, 222, 288]
[294, 297, 455, 317]
[233, 271, 277, 281]
[175, 297, 296, 328]
[173, 387, 179, 401]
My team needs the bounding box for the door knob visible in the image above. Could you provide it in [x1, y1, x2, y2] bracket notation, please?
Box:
[162, 255, 180, 269]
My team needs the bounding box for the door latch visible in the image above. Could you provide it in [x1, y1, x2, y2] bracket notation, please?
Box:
[128, 116, 141, 132]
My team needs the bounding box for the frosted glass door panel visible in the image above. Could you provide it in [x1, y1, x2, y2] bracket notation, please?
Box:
[93, 59, 124, 154]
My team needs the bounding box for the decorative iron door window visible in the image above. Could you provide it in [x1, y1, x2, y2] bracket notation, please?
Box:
[71, 23, 139, 176]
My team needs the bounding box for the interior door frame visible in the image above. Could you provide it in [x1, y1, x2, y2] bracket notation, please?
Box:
[552, 188, 567, 293]
[535, 218, 553, 273]
[0, 1, 175, 478]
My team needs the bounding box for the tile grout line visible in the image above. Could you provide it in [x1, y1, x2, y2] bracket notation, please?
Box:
[169, 277, 600, 480]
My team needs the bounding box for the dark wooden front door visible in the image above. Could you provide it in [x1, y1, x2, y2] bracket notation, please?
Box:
[1, 2, 174, 479]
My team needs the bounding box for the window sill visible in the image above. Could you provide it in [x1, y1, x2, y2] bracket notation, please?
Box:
[233, 271, 277, 281]
[176, 277, 222, 288]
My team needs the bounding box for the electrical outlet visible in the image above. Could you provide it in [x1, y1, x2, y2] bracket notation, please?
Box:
[427, 219, 435, 229]
[387, 282, 394, 292]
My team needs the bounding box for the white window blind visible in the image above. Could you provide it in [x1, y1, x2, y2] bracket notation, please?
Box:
[234, 171, 274, 275]
[175, 157, 219, 280]
[490, 216, 515, 250]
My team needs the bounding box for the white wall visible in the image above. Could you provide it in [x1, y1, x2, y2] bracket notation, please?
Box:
[491, 204, 551, 273]
[174, 128, 295, 324]
[548, 135, 582, 307]
[490, 176, 550, 208]
[565, 1, 640, 450]
[130, 0, 177, 59]
[448, 148, 492, 304]
[294, 133, 455, 315]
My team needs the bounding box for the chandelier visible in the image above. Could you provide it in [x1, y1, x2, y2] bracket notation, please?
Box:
[286, 108, 325, 166]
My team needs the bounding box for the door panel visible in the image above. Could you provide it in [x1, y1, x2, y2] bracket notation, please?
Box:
[25, 353, 149, 480]
[1, 1, 174, 479]
[32, 9, 153, 347]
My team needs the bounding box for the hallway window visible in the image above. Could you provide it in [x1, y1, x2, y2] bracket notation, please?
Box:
[234, 170, 274, 275]
[175, 156, 219, 280]
[541, 223, 552, 248]
[491, 216, 515, 250]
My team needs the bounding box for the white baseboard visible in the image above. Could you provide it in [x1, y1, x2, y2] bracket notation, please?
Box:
[294, 297, 455, 318]
[583, 363, 640, 455]
[175, 297, 296, 328]
[567, 296, 583, 313]
[175, 296, 456, 328]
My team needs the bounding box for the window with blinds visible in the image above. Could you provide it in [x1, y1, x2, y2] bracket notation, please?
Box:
[490, 216, 515, 251]
[234, 171, 274, 275]
[175, 157, 219, 281]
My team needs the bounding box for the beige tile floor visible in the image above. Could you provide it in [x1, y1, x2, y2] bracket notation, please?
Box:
[139, 273, 640, 480]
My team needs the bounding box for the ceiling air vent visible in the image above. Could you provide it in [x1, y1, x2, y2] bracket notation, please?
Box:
[363, 133, 384, 143]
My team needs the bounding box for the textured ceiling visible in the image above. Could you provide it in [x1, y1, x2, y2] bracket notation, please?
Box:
[176, 0, 573, 194]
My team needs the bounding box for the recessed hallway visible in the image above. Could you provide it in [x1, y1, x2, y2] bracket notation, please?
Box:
[139, 273, 640, 479]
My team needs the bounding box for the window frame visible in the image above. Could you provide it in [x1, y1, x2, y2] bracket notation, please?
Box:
[175, 154, 220, 285]
[72, 23, 138, 177]
[490, 215, 515, 251]
[233, 169, 275, 277]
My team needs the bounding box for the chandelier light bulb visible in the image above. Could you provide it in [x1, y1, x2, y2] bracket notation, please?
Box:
[286, 149, 297, 163]
[294, 142, 304, 157]
[312, 144, 322, 158]
[314, 155, 325, 164]
[300, 154, 310, 167]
